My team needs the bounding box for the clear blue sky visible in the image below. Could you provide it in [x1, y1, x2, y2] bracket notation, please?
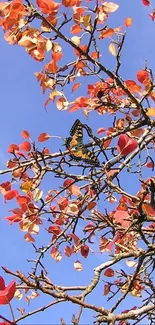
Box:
[0, 0, 155, 323]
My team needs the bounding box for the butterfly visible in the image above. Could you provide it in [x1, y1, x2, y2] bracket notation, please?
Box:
[65, 119, 99, 166]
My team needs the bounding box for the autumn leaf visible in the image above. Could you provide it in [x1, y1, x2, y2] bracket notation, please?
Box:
[0, 276, 16, 305]
[97, 127, 106, 134]
[19, 141, 31, 152]
[104, 268, 114, 277]
[8, 144, 19, 153]
[117, 134, 138, 156]
[125, 17, 132, 27]
[103, 2, 119, 13]
[142, 0, 150, 5]
[74, 260, 83, 271]
[72, 83, 81, 93]
[38, 133, 51, 142]
[36, 0, 60, 14]
[137, 70, 149, 84]
[99, 28, 114, 39]
[21, 130, 30, 139]
[146, 107, 155, 117]
[81, 245, 89, 258]
[109, 42, 116, 56]
[4, 190, 18, 202]
[70, 24, 83, 34]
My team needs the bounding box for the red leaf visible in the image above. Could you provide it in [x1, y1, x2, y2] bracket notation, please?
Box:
[4, 190, 18, 201]
[50, 247, 62, 262]
[87, 202, 96, 210]
[19, 141, 31, 152]
[103, 284, 110, 295]
[48, 225, 62, 235]
[21, 130, 30, 139]
[68, 233, 80, 245]
[117, 134, 138, 156]
[0, 182, 11, 194]
[63, 179, 74, 187]
[64, 245, 73, 257]
[0, 276, 16, 305]
[58, 197, 69, 210]
[38, 133, 51, 142]
[8, 144, 19, 153]
[142, 0, 150, 5]
[97, 128, 106, 134]
[81, 245, 89, 258]
[104, 268, 114, 277]
[3, 214, 22, 225]
[137, 70, 149, 84]
[142, 203, 155, 217]
[113, 211, 130, 227]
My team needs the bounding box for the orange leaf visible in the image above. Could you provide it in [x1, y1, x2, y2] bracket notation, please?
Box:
[52, 51, 62, 61]
[125, 17, 132, 27]
[62, 0, 78, 7]
[45, 60, 58, 73]
[146, 107, 155, 117]
[137, 70, 149, 84]
[99, 28, 114, 39]
[70, 24, 83, 34]
[36, 0, 60, 14]
[19, 141, 31, 152]
[21, 130, 30, 139]
[8, 144, 19, 153]
[25, 233, 35, 242]
[72, 83, 81, 93]
[38, 133, 51, 142]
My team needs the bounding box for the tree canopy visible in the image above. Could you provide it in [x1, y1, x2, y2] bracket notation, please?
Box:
[0, 0, 155, 324]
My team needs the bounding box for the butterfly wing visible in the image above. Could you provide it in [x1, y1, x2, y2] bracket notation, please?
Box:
[69, 119, 83, 144]
[80, 146, 100, 166]
[65, 120, 83, 160]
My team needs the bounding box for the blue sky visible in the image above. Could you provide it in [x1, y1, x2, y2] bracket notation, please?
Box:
[0, 0, 155, 324]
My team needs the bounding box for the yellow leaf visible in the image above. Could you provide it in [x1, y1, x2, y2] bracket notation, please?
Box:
[103, 2, 119, 13]
[45, 39, 53, 52]
[71, 36, 81, 46]
[109, 42, 116, 56]
[146, 107, 155, 117]
[82, 15, 92, 31]
[20, 180, 32, 193]
[33, 189, 43, 202]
